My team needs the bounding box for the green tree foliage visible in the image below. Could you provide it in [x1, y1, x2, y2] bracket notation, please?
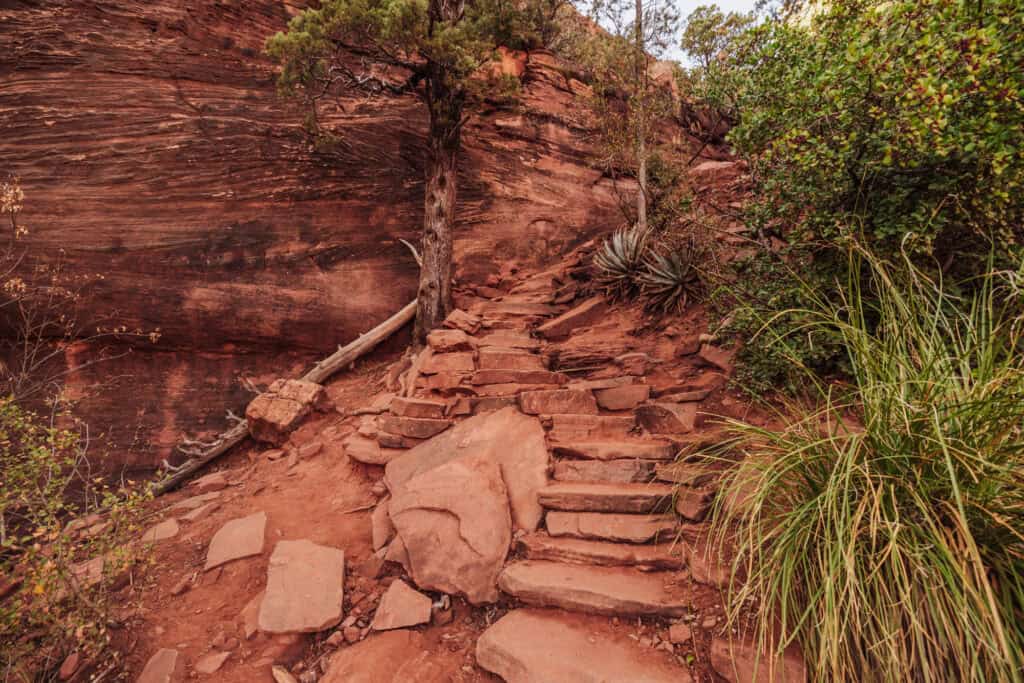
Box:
[265, 0, 561, 340]
[729, 0, 1023, 270]
[680, 4, 753, 71]
[701, 0, 1023, 393]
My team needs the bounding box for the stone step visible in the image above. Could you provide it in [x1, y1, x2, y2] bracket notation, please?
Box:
[552, 458, 655, 483]
[498, 561, 689, 618]
[518, 533, 685, 570]
[546, 510, 677, 543]
[476, 609, 690, 683]
[468, 300, 560, 319]
[546, 414, 636, 440]
[477, 346, 546, 371]
[470, 369, 567, 386]
[551, 440, 676, 461]
[518, 389, 598, 415]
[535, 296, 608, 339]
[538, 482, 675, 514]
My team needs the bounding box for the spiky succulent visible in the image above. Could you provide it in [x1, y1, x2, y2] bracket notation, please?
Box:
[638, 247, 703, 314]
[593, 226, 648, 298]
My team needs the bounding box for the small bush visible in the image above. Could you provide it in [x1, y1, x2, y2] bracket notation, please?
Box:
[712, 248, 1024, 681]
[593, 226, 649, 298]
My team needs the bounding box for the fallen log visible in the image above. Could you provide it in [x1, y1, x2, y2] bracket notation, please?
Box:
[153, 299, 417, 495]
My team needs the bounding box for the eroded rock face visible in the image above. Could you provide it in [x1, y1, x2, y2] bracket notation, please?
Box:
[2, 1, 635, 470]
[388, 456, 512, 604]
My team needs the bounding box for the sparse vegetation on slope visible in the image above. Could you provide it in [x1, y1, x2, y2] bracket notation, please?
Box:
[712, 249, 1024, 681]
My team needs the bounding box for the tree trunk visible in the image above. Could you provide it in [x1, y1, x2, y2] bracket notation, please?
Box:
[414, 74, 463, 342]
[634, 0, 648, 232]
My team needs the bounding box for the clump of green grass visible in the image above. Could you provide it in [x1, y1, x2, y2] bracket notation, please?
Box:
[712, 247, 1024, 682]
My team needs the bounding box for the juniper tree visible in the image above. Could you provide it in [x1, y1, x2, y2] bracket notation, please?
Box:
[266, 0, 561, 341]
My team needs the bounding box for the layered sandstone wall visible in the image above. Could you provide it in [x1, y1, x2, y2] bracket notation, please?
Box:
[0, 0, 634, 468]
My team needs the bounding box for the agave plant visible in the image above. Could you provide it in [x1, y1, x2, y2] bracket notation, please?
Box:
[638, 246, 703, 314]
[593, 226, 649, 299]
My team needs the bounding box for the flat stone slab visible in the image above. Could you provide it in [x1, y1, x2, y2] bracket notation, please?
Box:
[194, 651, 230, 675]
[547, 414, 636, 440]
[377, 415, 451, 439]
[471, 369, 567, 385]
[141, 518, 179, 543]
[594, 384, 651, 411]
[138, 648, 183, 683]
[636, 403, 699, 434]
[536, 296, 608, 339]
[476, 331, 540, 349]
[204, 511, 266, 570]
[426, 328, 475, 352]
[343, 434, 394, 465]
[546, 511, 677, 543]
[538, 482, 675, 514]
[477, 609, 689, 683]
[551, 440, 675, 461]
[389, 397, 448, 419]
[478, 347, 546, 371]
[258, 539, 345, 634]
[518, 389, 598, 415]
[710, 637, 806, 683]
[371, 580, 432, 631]
[654, 461, 715, 485]
[498, 561, 689, 618]
[168, 491, 221, 512]
[421, 351, 475, 375]
[518, 534, 684, 570]
[552, 458, 655, 483]
[473, 610, 684, 683]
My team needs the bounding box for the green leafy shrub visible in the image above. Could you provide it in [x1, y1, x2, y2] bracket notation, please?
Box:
[0, 397, 150, 678]
[712, 248, 1024, 681]
[727, 0, 1024, 271]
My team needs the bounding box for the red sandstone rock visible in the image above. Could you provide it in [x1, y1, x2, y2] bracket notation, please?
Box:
[138, 648, 183, 683]
[517, 534, 685, 570]
[498, 562, 689, 618]
[371, 499, 396, 551]
[194, 651, 230, 675]
[377, 415, 451, 439]
[550, 440, 675, 461]
[204, 511, 266, 570]
[246, 380, 329, 445]
[675, 487, 715, 522]
[389, 396, 448, 419]
[426, 328, 475, 352]
[421, 352, 475, 375]
[141, 518, 180, 543]
[545, 511, 677, 543]
[698, 344, 735, 374]
[477, 609, 689, 683]
[636, 403, 699, 434]
[370, 580, 432, 631]
[552, 458, 655, 483]
[259, 540, 345, 634]
[343, 434, 392, 465]
[535, 297, 608, 339]
[594, 384, 651, 410]
[385, 407, 549, 531]
[443, 310, 483, 334]
[547, 414, 636, 440]
[710, 638, 807, 683]
[538, 482, 675, 514]
[388, 456, 511, 604]
[478, 347, 545, 371]
[518, 389, 598, 415]
[471, 369, 566, 385]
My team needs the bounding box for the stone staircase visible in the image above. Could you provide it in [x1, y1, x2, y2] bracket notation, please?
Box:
[354, 251, 732, 630]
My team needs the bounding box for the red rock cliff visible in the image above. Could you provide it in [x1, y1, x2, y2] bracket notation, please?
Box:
[0, 0, 633, 469]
